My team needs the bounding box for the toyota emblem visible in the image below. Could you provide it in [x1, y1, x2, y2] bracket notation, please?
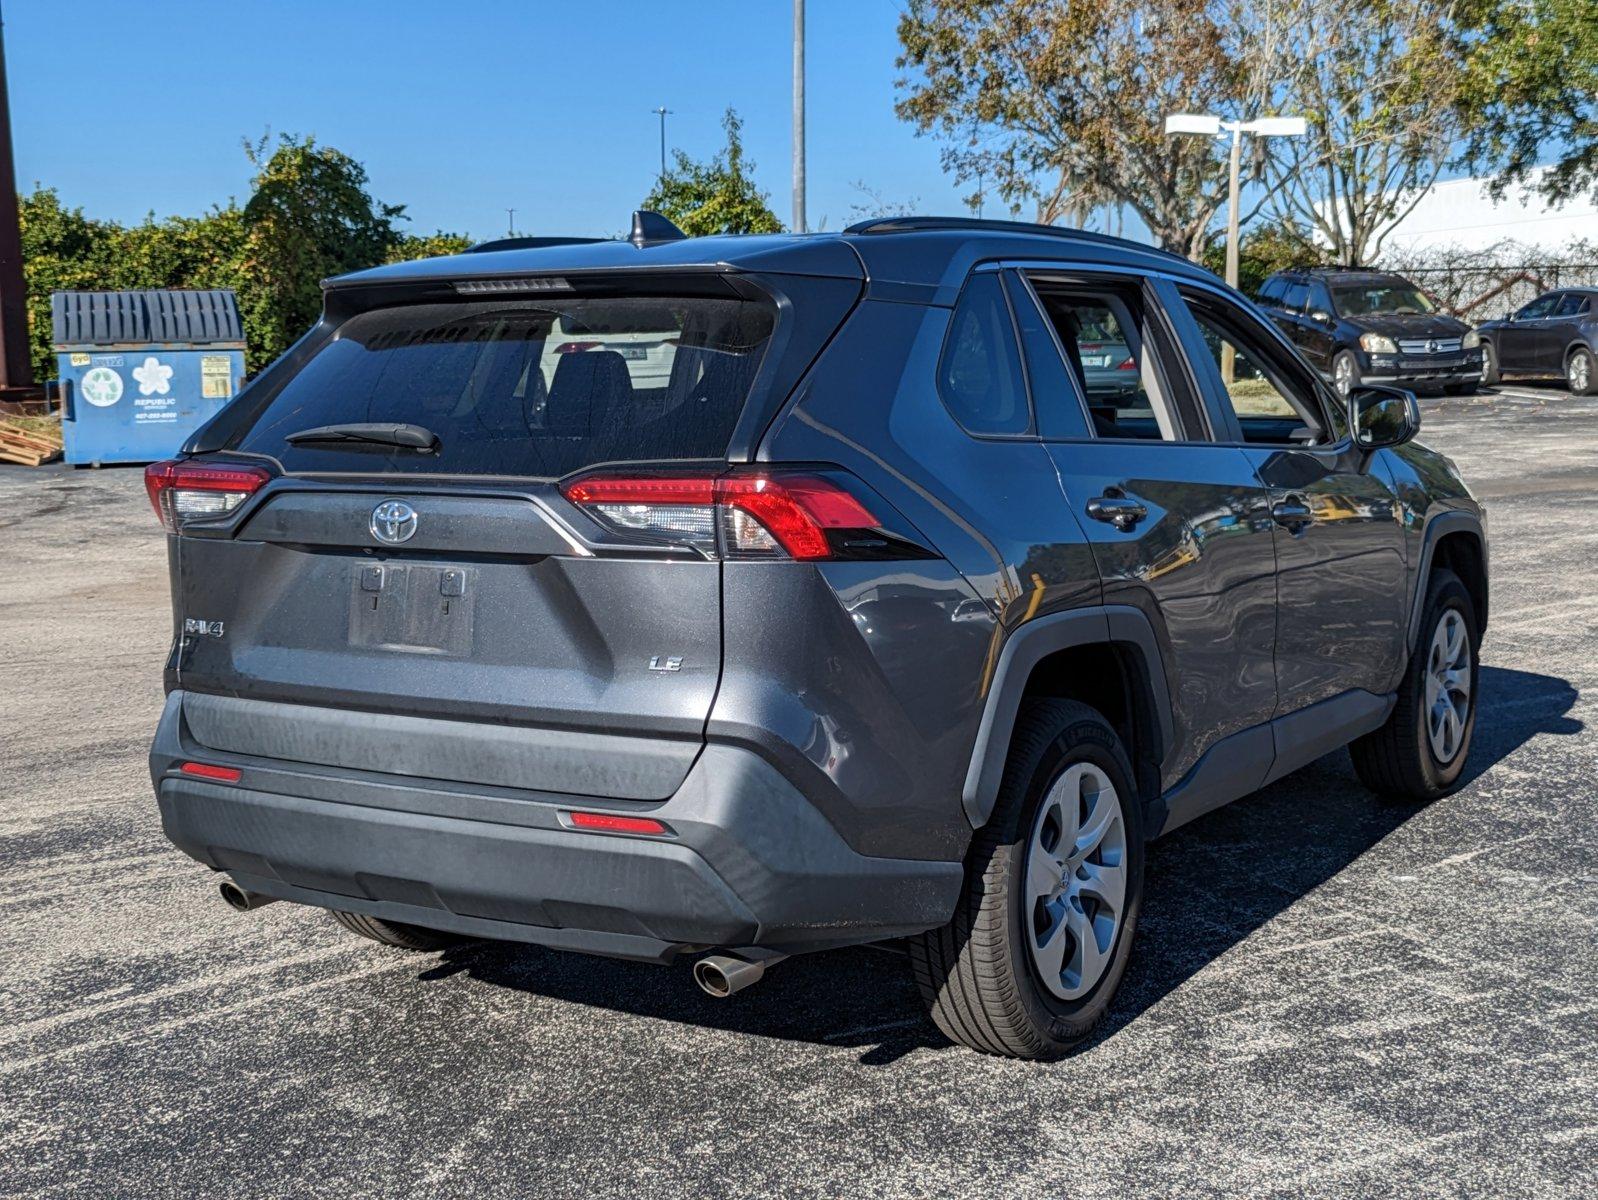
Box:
[370, 500, 418, 544]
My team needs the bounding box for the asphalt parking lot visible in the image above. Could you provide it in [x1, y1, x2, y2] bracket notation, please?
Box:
[2, 383, 1593, 1199]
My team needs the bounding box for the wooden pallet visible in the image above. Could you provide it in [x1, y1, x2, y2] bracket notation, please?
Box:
[0, 418, 63, 467]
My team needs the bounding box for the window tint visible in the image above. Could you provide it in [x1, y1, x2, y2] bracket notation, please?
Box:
[231, 297, 774, 477]
[1031, 285, 1176, 441]
[1256, 276, 1288, 304]
[1555, 292, 1590, 317]
[1281, 281, 1309, 312]
[938, 274, 1030, 435]
[1517, 294, 1557, 320]
[1005, 274, 1091, 439]
[1306, 281, 1335, 317]
[1181, 290, 1324, 445]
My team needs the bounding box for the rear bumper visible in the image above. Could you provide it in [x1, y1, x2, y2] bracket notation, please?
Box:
[150, 693, 962, 961]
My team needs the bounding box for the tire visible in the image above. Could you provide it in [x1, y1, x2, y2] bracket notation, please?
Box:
[909, 699, 1144, 1060]
[1350, 568, 1479, 801]
[1332, 349, 1361, 397]
[1480, 340, 1500, 386]
[330, 909, 462, 951]
[1566, 346, 1596, 396]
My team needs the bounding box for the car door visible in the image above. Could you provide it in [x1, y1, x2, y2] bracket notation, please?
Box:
[1544, 291, 1591, 374]
[1298, 279, 1339, 370]
[1165, 283, 1409, 712]
[1502, 293, 1557, 372]
[1006, 268, 1281, 793]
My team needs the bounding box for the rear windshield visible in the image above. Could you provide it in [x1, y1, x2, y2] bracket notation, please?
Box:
[230, 296, 775, 476]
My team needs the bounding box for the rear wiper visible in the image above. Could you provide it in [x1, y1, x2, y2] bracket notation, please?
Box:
[285, 422, 438, 452]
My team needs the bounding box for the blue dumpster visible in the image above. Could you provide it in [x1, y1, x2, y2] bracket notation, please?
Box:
[52, 290, 246, 465]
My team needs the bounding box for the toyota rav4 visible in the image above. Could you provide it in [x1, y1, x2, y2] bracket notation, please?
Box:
[147, 214, 1487, 1059]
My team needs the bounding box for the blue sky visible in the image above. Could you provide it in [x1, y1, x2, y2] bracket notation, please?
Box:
[6, 0, 995, 240]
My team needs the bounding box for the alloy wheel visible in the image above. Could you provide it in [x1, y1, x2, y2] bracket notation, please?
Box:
[1334, 355, 1355, 396]
[1025, 762, 1128, 1001]
[1569, 351, 1591, 393]
[1424, 608, 1472, 764]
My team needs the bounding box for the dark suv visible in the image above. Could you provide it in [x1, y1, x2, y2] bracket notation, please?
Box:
[147, 214, 1487, 1060]
[1257, 268, 1483, 397]
[1473, 287, 1598, 395]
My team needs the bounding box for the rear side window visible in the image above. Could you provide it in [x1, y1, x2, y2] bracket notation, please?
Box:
[1256, 276, 1287, 304]
[1281, 280, 1309, 312]
[230, 297, 775, 477]
[938, 274, 1030, 436]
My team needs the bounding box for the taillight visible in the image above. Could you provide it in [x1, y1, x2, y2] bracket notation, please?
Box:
[561, 469, 882, 560]
[1116, 357, 1136, 371]
[145, 460, 272, 532]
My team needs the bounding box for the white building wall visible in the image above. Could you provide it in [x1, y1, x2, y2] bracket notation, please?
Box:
[1372, 167, 1598, 254]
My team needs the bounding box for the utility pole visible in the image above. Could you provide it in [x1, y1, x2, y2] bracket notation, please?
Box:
[1165, 113, 1307, 383]
[791, 0, 806, 233]
[652, 106, 672, 183]
[0, 7, 33, 393]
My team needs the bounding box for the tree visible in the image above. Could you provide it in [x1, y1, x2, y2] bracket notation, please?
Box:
[895, 0, 1283, 259]
[17, 188, 117, 382]
[1457, 0, 1598, 206]
[386, 231, 474, 263]
[1265, 0, 1470, 266]
[1201, 219, 1327, 296]
[239, 133, 406, 367]
[641, 109, 784, 236]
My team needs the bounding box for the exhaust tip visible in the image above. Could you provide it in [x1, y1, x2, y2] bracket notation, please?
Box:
[693, 953, 767, 998]
[218, 880, 274, 912]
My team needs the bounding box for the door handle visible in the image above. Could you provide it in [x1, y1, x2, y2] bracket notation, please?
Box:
[1272, 496, 1314, 532]
[1086, 495, 1148, 532]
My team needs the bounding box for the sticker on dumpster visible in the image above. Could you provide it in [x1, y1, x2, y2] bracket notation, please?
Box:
[200, 355, 233, 400]
[132, 356, 174, 396]
[69, 352, 90, 367]
[81, 366, 124, 407]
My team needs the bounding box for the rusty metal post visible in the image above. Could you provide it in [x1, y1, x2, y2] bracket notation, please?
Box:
[0, 9, 34, 392]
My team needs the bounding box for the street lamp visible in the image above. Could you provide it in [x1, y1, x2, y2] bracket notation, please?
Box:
[1165, 113, 1306, 381]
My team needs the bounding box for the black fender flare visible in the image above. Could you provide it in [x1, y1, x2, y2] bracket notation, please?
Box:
[961, 605, 1175, 828]
[1407, 509, 1488, 649]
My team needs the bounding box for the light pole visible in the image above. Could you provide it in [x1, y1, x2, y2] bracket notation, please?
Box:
[1165, 113, 1306, 380]
[652, 106, 672, 183]
[792, 0, 806, 233]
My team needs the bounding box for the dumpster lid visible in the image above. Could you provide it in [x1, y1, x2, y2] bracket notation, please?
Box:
[52, 289, 245, 348]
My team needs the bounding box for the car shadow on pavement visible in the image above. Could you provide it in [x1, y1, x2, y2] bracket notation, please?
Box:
[416, 665, 1579, 1065]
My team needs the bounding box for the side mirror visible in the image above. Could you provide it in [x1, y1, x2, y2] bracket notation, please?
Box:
[1310, 309, 1332, 325]
[1350, 385, 1420, 451]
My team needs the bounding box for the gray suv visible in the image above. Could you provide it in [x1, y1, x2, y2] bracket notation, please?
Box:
[146, 214, 1487, 1060]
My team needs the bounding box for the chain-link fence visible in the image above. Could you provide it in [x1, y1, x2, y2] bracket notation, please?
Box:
[1378, 240, 1598, 321]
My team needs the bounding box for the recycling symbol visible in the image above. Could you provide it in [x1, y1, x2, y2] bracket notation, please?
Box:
[81, 366, 124, 407]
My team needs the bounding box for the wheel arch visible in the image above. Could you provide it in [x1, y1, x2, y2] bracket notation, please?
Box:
[962, 606, 1173, 829]
[1410, 512, 1488, 648]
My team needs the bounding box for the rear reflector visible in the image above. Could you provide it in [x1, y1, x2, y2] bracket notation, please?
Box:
[567, 811, 670, 835]
[180, 762, 242, 782]
[562, 470, 879, 560]
[145, 461, 272, 532]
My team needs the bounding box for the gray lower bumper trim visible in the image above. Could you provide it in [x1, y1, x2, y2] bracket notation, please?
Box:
[153, 693, 963, 957]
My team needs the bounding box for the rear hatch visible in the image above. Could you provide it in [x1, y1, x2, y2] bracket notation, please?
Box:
[155, 272, 856, 801]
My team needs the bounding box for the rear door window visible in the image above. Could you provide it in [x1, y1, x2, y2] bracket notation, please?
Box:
[229, 296, 775, 477]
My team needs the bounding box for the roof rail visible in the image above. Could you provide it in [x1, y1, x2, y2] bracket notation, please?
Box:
[842, 214, 1188, 257]
[463, 236, 610, 254]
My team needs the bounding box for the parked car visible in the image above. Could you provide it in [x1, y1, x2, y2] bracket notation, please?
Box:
[146, 214, 1487, 1060]
[1256, 268, 1483, 397]
[1473, 288, 1598, 395]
